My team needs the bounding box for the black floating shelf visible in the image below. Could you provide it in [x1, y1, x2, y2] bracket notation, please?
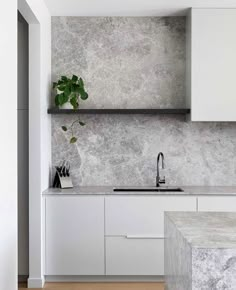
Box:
[48, 108, 190, 115]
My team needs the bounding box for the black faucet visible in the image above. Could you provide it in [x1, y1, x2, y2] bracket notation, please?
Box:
[156, 152, 165, 187]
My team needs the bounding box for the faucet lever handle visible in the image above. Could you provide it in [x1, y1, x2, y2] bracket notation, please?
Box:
[156, 176, 165, 187]
[159, 176, 166, 184]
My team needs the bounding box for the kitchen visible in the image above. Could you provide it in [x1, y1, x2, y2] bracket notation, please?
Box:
[3, 1, 236, 289]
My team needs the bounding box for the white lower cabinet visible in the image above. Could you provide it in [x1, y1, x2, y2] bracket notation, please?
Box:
[198, 196, 236, 211]
[45, 195, 197, 277]
[105, 196, 197, 237]
[45, 196, 105, 275]
[45, 194, 236, 277]
[106, 237, 164, 275]
[105, 196, 197, 275]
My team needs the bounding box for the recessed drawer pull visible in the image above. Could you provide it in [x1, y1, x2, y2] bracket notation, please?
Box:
[125, 235, 164, 239]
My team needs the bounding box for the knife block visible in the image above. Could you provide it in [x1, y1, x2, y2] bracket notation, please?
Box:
[53, 167, 73, 189]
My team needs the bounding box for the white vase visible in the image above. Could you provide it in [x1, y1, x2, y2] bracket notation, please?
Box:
[59, 102, 74, 109]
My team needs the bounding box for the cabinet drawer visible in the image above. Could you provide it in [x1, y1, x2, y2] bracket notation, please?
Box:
[198, 196, 236, 212]
[106, 237, 164, 275]
[105, 196, 196, 236]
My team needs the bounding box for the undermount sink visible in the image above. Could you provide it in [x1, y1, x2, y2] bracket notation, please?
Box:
[113, 153, 184, 193]
[113, 187, 184, 192]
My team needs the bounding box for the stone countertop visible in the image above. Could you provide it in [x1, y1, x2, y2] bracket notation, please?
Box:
[43, 186, 236, 196]
[166, 212, 236, 248]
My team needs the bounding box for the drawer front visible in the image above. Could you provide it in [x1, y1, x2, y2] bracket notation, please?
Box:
[105, 196, 196, 236]
[198, 196, 236, 212]
[106, 237, 164, 275]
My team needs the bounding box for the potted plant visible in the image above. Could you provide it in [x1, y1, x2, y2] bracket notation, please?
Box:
[53, 75, 88, 109]
[53, 75, 89, 143]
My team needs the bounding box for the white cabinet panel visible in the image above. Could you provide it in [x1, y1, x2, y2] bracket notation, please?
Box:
[187, 9, 236, 121]
[46, 196, 104, 275]
[106, 237, 164, 275]
[198, 196, 236, 212]
[105, 196, 197, 236]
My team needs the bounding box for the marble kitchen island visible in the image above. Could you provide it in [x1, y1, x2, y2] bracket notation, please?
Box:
[165, 212, 236, 290]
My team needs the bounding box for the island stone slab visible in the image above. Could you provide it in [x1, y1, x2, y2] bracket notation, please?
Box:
[165, 212, 236, 290]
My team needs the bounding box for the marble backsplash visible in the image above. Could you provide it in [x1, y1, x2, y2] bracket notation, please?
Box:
[52, 115, 236, 186]
[51, 17, 236, 186]
[52, 17, 186, 108]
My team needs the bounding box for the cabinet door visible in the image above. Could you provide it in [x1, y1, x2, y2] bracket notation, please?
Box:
[105, 196, 197, 237]
[198, 196, 236, 212]
[106, 237, 164, 275]
[188, 9, 236, 121]
[46, 196, 104, 275]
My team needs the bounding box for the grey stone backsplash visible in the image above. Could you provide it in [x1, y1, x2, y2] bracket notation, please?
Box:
[52, 17, 186, 108]
[51, 17, 236, 186]
[52, 115, 236, 186]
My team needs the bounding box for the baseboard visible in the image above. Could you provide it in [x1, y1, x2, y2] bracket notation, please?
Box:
[18, 275, 28, 282]
[27, 276, 45, 288]
[45, 275, 164, 283]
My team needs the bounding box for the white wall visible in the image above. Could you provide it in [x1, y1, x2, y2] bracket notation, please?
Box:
[18, 0, 51, 287]
[0, 1, 18, 289]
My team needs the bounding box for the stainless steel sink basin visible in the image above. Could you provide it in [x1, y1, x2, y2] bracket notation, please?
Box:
[113, 187, 183, 192]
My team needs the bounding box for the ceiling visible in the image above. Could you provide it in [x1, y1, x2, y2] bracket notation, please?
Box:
[44, 0, 236, 16]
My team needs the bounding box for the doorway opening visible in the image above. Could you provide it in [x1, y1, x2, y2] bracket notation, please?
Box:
[17, 10, 29, 284]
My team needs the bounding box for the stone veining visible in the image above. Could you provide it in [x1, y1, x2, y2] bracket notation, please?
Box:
[52, 115, 236, 186]
[52, 17, 186, 109]
[51, 17, 236, 186]
[165, 212, 236, 290]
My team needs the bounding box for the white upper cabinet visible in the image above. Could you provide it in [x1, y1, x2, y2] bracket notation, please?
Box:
[187, 8, 236, 121]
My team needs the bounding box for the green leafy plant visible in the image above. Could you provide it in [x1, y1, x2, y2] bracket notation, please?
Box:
[53, 74, 89, 143]
[61, 117, 86, 144]
[53, 75, 88, 109]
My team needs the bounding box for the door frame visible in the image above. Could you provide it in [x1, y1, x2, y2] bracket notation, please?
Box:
[18, 1, 44, 288]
